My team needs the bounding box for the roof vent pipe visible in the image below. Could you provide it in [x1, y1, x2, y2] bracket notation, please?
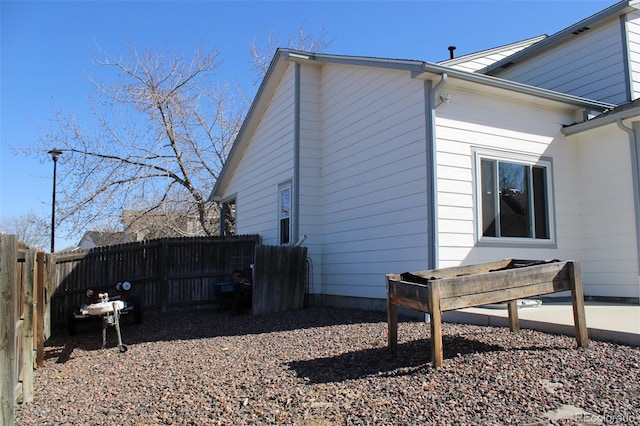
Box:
[448, 46, 456, 59]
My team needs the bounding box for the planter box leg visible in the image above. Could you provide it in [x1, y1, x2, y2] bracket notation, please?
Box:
[569, 262, 589, 348]
[507, 300, 520, 332]
[429, 282, 443, 368]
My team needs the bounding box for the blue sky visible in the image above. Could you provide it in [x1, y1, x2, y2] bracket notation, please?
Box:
[1, 0, 617, 249]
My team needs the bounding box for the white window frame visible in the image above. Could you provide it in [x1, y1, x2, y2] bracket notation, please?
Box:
[278, 181, 292, 245]
[473, 148, 556, 246]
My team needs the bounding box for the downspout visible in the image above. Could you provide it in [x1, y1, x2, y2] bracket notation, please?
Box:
[425, 73, 447, 270]
[432, 73, 448, 109]
[616, 118, 640, 276]
[292, 62, 301, 244]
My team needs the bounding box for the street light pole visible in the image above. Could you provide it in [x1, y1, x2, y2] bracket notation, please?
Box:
[48, 148, 63, 253]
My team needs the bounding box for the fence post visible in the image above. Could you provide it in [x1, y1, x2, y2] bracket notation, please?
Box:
[1, 234, 17, 425]
[36, 252, 46, 368]
[21, 249, 36, 404]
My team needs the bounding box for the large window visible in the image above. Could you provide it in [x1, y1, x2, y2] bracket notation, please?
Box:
[278, 182, 291, 245]
[477, 152, 553, 242]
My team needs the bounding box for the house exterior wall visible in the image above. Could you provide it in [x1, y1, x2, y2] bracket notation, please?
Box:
[222, 64, 297, 244]
[571, 124, 640, 299]
[218, 53, 640, 304]
[433, 82, 584, 268]
[315, 64, 430, 300]
[490, 17, 629, 104]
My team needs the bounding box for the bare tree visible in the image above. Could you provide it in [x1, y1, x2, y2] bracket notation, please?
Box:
[14, 26, 332, 242]
[30, 45, 243, 238]
[0, 212, 50, 250]
[249, 22, 334, 82]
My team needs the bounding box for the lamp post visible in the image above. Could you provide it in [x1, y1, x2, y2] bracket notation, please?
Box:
[48, 148, 63, 253]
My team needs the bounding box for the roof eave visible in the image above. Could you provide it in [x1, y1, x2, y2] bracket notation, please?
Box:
[562, 105, 640, 135]
[419, 61, 616, 111]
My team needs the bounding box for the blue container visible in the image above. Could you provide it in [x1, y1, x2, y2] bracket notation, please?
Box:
[213, 281, 241, 296]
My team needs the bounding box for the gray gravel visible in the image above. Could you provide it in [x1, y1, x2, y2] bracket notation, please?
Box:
[15, 306, 640, 425]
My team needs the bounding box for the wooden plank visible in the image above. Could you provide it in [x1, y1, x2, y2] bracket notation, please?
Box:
[436, 262, 571, 299]
[569, 262, 589, 348]
[439, 279, 567, 311]
[387, 280, 430, 304]
[388, 294, 431, 313]
[394, 258, 513, 280]
[428, 281, 443, 368]
[388, 269, 571, 313]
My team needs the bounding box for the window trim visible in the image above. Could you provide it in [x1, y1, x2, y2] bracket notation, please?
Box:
[473, 147, 556, 247]
[278, 181, 292, 245]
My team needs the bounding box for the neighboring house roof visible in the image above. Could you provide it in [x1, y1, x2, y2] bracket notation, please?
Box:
[209, 49, 617, 200]
[562, 97, 640, 135]
[438, 35, 547, 72]
[477, 0, 638, 75]
[78, 231, 137, 248]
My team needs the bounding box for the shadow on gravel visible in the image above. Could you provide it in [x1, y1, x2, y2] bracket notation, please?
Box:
[44, 306, 397, 361]
[287, 335, 505, 384]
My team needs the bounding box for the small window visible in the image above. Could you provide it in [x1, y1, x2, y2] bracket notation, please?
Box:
[477, 152, 552, 242]
[278, 183, 291, 245]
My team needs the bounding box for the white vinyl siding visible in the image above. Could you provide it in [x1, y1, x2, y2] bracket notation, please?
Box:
[491, 19, 628, 104]
[221, 64, 296, 244]
[298, 64, 324, 295]
[434, 84, 581, 268]
[573, 125, 640, 299]
[626, 10, 640, 100]
[217, 49, 640, 304]
[439, 36, 546, 73]
[318, 64, 428, 299]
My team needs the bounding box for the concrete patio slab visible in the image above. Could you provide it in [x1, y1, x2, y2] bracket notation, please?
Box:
[443, 301, 639, 346]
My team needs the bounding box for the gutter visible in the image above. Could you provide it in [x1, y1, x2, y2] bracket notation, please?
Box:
[419, 61, 615, 112]
[562, 105, 640, 135]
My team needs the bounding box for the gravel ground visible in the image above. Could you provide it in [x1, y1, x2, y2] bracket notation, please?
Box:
[15, 306, 640, 425]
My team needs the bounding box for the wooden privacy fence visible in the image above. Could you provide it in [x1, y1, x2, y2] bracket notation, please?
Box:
[253, 245, 308, 315]
[1, 234, 51, 425]
[51, 235, 261, 327]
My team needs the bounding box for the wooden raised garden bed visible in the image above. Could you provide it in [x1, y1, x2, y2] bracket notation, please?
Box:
[386, 259, 589, 368]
